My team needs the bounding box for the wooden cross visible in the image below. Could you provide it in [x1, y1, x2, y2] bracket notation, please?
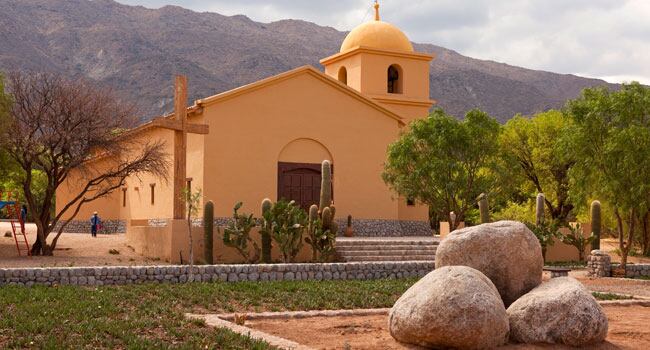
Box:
[151, 75, 209, 219]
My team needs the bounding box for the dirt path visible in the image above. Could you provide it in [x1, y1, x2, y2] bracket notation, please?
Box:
[247, 305, 650, 349]
[0, 222, 165, 267]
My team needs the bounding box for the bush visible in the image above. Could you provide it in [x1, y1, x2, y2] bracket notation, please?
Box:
[262, 199, 306, 263]
[223, 202, 260, 263]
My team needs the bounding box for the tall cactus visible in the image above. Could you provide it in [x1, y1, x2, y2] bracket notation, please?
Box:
[260, 198, 273, 263]
[536, 193, 545, 226]
[478, 193, 489, 224]
[203, 200, 214, 264]
[591, 200, 601, 250]
[319, 160, 332, 210]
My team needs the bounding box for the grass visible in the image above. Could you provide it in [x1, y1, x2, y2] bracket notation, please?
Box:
[592, 291, 634, 300]
[0, 278, 417, 349]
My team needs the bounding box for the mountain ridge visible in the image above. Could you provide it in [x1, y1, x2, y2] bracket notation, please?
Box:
[0, 0, 616, 122]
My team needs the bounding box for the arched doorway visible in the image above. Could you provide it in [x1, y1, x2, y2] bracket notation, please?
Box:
[277, 138, 333, 210]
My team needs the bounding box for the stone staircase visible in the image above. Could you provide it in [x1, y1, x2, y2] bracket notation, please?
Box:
[336, 237, 438, 262]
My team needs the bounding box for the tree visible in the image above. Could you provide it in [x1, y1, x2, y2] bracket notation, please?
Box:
[0, 72, 169, 255]
[499, 111, 576, 223]
[567, 82, 650, 270]
[383, 109, 501, 229]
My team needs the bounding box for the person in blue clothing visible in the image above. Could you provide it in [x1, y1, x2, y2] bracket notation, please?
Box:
[20, 205, 27, 233]
[90, 211, 102, 238]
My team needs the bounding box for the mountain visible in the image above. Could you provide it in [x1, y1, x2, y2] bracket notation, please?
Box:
[0, 0, 615, 122]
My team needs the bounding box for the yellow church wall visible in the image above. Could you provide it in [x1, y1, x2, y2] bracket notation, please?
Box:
[56, 155, 122, 222]
[120, 127, 175, 221]
[199, 70, 404, 222]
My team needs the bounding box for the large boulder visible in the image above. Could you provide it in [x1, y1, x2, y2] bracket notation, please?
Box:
[389, 265, 509, 350]
[507, 277, 608, 346]
[435, 220, 543, 305]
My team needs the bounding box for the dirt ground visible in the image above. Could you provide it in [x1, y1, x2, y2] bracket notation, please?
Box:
[247, 305, 650, 350]
[601, 238, 650, 264]
[0, 222, 165, 267]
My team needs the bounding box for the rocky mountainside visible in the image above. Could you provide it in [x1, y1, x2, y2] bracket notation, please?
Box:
[0, 0, 615, 122]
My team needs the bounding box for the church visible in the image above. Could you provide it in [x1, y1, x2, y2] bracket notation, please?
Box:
[57, 3, 436, 246]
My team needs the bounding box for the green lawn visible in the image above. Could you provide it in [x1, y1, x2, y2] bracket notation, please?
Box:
[0, 278, 417, 349]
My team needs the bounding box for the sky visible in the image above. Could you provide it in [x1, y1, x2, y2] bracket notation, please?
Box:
[115, 0, 650, 84]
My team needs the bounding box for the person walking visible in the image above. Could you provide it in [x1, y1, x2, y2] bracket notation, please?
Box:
[90, 211, 102, 238]
[20, 204, 27, 234]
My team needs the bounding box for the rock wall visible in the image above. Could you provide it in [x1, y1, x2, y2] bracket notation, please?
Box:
[588, 250, 650, 278]
[0, 261, 434, 287]
[53, 219, 126, 234]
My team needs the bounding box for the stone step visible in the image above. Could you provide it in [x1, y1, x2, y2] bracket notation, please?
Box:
[337, 245, 437, 252]
[341, 255, 435, 262]
[337, 249, 436, 257]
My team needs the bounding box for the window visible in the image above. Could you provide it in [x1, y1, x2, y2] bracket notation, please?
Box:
[406, 198, 415, 206]
[387, 64, 403, 94]
[338, 66, 347, 85]
[122, 188, 127, 207]
[150, 183, 155, 205]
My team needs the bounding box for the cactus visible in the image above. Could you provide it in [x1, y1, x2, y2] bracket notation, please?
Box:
[536, 193, 545, 226]
[591, 200, 601, 250]
[347, 215, 352, 228]
[478, 193, 489, 224]
[322, 207, 332, 227]
[260, 198, 273, 263]
[319, 160, 332, 210]
[203, 200, 214, 264]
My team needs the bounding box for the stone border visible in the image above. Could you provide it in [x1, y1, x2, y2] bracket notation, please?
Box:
[215, 308, 390, 321]
[53, 219, 126, 234]
[0, 261, 434, 287]
[187, 313, 312, 350]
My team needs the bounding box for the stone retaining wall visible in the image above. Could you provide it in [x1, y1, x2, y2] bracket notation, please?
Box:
[53, 219, 126, 234]
[182, 217, 431, 236]
[587, 250, 650, 278]
[0, 261, 434, 287]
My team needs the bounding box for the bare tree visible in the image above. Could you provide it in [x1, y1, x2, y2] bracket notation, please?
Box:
[0, 72, 169, 255]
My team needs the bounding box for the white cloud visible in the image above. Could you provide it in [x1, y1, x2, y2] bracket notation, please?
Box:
[115, 0, 650, 84]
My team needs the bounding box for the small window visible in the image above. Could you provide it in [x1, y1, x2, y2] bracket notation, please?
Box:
[150, 183, 156, 205]
[387, 64, 403, 94]
[406, 198, 415, 206]
[338, 66, 347, 85]
[122, 188, 127, 207]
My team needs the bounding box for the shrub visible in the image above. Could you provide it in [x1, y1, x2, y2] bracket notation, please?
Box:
[559, 223, 594, 262]
[262, 199, 306, 263]
[223, 202, 260, 263]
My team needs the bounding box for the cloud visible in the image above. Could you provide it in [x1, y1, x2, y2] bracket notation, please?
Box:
[115, 0, 650, 84]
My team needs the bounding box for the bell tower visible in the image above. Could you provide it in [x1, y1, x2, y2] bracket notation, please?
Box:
[320, 1, 435, 124]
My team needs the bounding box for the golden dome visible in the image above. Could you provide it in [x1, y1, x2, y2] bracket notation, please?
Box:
[340, 2, 413, 53]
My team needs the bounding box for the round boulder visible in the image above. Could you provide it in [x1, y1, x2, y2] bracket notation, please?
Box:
[507, 277, 608, 346]
[389, 265, 509, 350]
[435, 220, 543, 306]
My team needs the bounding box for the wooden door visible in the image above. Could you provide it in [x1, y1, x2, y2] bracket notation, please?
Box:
[277, 162, 331, 211]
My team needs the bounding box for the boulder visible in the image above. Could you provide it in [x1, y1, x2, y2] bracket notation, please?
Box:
[507, 277, 608, 346]
[389, 265, 509, 350]
[435, 220, 543, 305]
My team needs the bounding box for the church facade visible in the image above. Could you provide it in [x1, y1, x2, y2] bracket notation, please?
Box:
[57, 5, 436, 237]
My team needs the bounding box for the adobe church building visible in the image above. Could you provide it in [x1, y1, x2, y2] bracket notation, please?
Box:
[57, 4, 437, 261]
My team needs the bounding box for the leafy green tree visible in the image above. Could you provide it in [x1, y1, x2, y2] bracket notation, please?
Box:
[567, 82, 650, 269]
[499, 111, 576, 223]
[383, 109, 501, 229]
